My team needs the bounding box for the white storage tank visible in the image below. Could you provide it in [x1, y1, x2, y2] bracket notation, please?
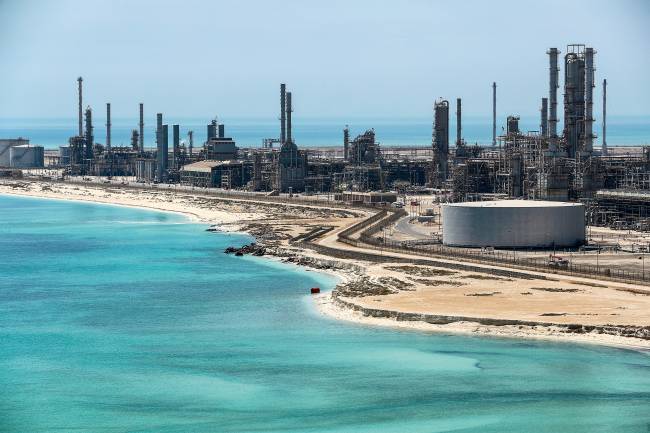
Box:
[442, 200, 585, 248]
[9, 145, 44, 168]
[0, 138, 30, 166]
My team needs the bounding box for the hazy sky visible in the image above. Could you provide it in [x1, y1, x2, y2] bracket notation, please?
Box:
[0, 0, 649, 119]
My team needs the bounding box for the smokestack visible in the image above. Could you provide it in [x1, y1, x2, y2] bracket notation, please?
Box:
[106, 103, 111, 150]
[584, 47, 595, 154]
[173, 124, 180, 170]
[162, 124, 168, 172]
[602, 78, 607, 156]
[492, 82, 496, 147]
[343, 125, 350, 161]
[139, 103, 144, 154]
[188, 131, 194, 157]
[286, 91, 292, 144]
[156, 113, 163, 182]
[456, 98, 462, 147]
[280, 84, 287, 144]
[540, 97, 548, 138]
[548, 48, 560, 152]
[77, 77, 83, 136]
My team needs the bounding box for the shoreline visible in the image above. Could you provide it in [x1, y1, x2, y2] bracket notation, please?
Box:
[0, 187, 207, 223]
[2, 179, 649, 351]
[314, 291, 650, 352]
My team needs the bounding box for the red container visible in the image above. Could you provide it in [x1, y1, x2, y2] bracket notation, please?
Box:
[310, 287, 321, 294]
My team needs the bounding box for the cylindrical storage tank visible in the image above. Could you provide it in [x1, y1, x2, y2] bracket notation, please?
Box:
[442, 200, 585, 248]
[0, 142, 12, 167]
[9, 145, 44, 168]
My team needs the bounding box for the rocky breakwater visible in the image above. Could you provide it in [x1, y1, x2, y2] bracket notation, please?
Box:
[224, 243, 266, 257]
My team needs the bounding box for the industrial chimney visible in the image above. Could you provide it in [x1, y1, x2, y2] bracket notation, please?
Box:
[456, 98, 462, 147]
[547, 48, 560, 152]
[492, 82, 496, 147]
[286, 91, 293, 145]
[602, 78, 607, 156]
[156, 113, 163, 182]
[77, 77, 83, 137]
[139, 103, 144, 154]
[280, 84, 286, 145]
[172, 124, 180, 170]
[584, 47, 595, 154]
[106, 103, 111, 151]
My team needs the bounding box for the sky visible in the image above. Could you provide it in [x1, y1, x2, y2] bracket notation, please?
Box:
[0, 0, 649, 120]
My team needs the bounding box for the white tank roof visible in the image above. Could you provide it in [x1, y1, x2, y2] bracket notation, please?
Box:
[445, 200, 582, 208]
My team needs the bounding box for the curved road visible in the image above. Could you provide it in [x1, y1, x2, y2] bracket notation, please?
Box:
[394, 215, 434, 240]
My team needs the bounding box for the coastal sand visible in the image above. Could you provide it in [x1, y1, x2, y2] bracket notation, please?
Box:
[2, 179, 649, 350]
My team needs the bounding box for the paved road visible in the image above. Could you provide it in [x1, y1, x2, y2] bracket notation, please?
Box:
[394, 215, 434, 240]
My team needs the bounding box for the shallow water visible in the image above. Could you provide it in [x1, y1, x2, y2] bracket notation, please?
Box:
[1, 195, 649, 432]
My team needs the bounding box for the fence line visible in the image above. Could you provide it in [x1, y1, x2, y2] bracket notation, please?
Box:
[30, 176, 650, 285]
[338, 208, 650, 286]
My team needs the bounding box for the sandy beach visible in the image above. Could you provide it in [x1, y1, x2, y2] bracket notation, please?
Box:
[2, 178, 649, 350]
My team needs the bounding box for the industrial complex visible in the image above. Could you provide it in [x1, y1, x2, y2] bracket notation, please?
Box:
[2, 44, 650, 260]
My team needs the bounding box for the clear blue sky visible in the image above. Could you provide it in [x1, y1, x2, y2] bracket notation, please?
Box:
[0, 0, 648, 119]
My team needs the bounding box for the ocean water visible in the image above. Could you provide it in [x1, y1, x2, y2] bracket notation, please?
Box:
[0, 116, 648, 149]
[1, 195, 649, 433]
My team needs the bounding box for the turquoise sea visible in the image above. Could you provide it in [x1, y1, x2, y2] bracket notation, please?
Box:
[0, 116, 648, 149]
[1, 195, 649, 433]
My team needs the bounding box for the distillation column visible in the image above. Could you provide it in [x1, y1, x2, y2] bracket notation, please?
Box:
[492, 82, 496, 147]
[547, 48, 560, 152]
[172, 124, 180, 170]
[280, 84, 286, 145]
[286, 91, 292, 145]
[456, 98, 462, 147]
[77, 77, 83, 137]
[433, 99, 450, 184]
[540, 97, 548, 138]
[584, 47, 595, 154]
[84, 107, 94, 160]
[106, 103, 111, 151]
[602, 79, 607, 156]
[156, 113, 163, 182]
[139, 103, 144, 154]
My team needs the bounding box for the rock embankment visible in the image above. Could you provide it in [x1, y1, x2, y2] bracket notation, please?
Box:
[224, 243, 266, 257]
